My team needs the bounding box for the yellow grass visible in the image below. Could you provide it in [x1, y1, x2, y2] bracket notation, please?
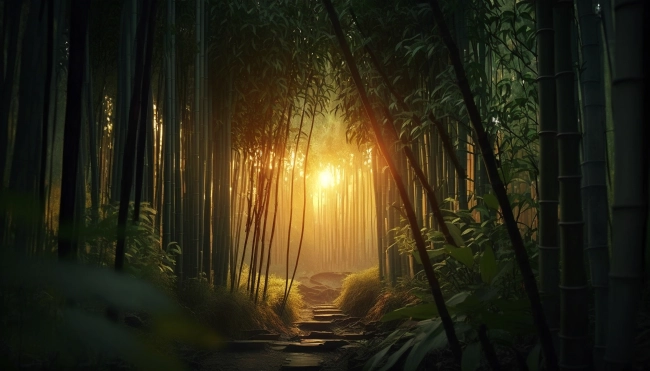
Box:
[177, 265, 304, 338]
[334, 266, 382, 317]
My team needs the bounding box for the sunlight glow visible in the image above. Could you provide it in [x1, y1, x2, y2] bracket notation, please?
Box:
[319, 169, 334, 188]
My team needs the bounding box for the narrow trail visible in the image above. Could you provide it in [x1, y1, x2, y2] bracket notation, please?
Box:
[197, 272, 372, 371]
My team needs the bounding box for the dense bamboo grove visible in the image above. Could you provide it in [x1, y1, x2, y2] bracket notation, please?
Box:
[0, 0, 648, 370]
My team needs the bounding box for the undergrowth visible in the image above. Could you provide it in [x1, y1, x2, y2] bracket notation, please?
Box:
[177, 265, 304, 339]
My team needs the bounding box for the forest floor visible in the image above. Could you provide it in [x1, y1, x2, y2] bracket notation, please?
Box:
[186, 272, 369, 371]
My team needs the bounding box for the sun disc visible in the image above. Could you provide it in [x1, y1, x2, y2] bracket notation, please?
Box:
[319, 169, 334, 188]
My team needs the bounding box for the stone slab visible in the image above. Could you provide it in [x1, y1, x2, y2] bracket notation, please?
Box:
[339, 332, 372, 340]
[224, 340, 269, 351]
[296, 321, 333, 331]
[312, 309, 343, 315]
[301, 331, 337, 339]
[248, 333, 281, 340]
[313, 314, 347, 321]
[332, 316, 361, 327]
[281, 353, 323, 370]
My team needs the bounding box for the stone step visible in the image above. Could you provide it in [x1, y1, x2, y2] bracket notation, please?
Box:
[300, 339, 349, 350]
[313, 314, 347, 321]
[311, 304, 338, 310]
[296, 321, 333, 332]
[241, 329, 272, 338]
[224, 340, 269, 351]
[281, 353, 323, 370]
[312, 309, 342, 315]
[339, 332, 372, 340]
[301, 331, 338, 339]
[332, 316, 362, 327]
[248, 333, 281, 340]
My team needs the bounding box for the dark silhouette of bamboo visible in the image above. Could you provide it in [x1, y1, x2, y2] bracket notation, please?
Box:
[322, 0, 462, 360]
[605, 0, 647, 368]
[281, 80, 319, 312]
[115, 0, 157, 272]
[535, 0, 560, 349]
[427, 0, 558, 369]
[555, 2, 590, 369]
[576, 0, 610, 367]
[58, 0, 90, 260]
[133, 9, 157, 223]
[478, 324, 502, 371]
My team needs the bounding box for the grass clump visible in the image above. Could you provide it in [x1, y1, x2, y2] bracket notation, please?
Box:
[334, 266, 382, 318]
[178, 266, 304, 339]
[365, 287, 419, 323]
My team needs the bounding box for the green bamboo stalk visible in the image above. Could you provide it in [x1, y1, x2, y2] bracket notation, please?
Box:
[554, 2, 589, 369]
[535, 0, 560, 348]
[604, 1, 647, 369]
[576, 0, 610, 367]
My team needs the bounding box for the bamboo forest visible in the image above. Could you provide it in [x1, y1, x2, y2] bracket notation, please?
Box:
[0, 0, 648, 370]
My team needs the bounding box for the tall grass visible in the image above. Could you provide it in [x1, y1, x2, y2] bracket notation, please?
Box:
[178, 265, 304, 338]
[335, 267, 382, 317]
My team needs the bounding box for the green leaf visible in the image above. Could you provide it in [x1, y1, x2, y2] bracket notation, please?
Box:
[483, 193, 499, 210]
[412, 249, 447, 265]
[378, 338, 415, 371]
[461, 342, 482, 371]
[480, 246, 497, 284]
[444, 245, 474, 268]
[444, 222, 465, 247]
[446, 291, 471, 308]
[381, 303, 438, 322]
[527, 343, 541, 371]
[363, 343, 393, 371]
[403, 319, 445, 370]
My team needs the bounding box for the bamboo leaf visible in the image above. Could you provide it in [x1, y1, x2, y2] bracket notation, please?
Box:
[444, 244, 474, 268]
[403, 319, 444, 370]
[482, 193, 499, 210]
[444, 222, 465, 247]
[461, 342, 482, 371]
[381, 303, 438, 322]
[527, 343, 541, 371]
[378, 338, 415, 371]
[480, 246, 497, 284]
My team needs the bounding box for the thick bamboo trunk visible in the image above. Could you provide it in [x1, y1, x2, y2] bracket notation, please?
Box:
[576, 0, 610, 367]
[605, 1, 647, 369]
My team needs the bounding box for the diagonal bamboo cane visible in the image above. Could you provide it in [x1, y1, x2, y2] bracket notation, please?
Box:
[427, 0, 558, 369]
[322, 0, 462, 361]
